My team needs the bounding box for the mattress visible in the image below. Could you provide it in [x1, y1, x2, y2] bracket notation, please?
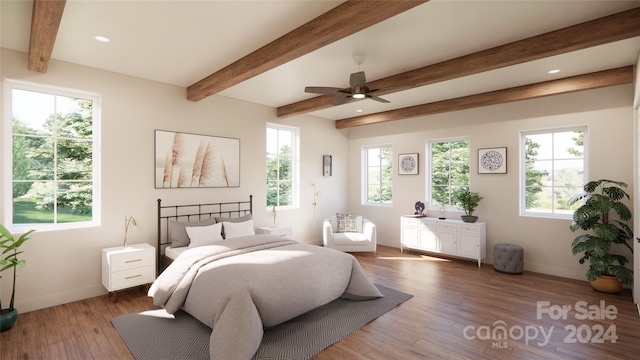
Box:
[165, 246, 188, 260]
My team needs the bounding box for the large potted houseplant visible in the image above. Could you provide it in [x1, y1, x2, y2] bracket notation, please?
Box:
[568, 179, 633, 293]
[454, 189, 483, 223]
[0, 225, 35, 331]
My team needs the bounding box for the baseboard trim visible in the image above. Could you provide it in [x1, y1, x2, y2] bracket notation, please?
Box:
[16, 284, 107, 313]
[382, 244, 588, 281]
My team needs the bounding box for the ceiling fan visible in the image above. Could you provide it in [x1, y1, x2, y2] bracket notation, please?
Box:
[305, 71, 390, 106]
[304, 54, 391, 106]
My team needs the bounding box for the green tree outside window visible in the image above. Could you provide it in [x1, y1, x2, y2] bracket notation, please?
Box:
[430, 140, 469, 207]
[10, 88, 95, 225]
[365, 145, 392, 204]
[266, 125, 297, 208]
[523, 128, 585, 216]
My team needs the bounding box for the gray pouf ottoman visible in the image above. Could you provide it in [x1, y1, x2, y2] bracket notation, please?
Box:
[493, 243, 523, 274]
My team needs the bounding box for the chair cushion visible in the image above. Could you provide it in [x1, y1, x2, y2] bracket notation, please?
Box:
[333, 232, 371, 246]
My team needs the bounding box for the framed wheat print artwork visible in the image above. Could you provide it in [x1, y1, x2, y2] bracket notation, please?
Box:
[155, 130, 240, 188]
[398, 153, 419, 175]
[478, 147, 507, 174]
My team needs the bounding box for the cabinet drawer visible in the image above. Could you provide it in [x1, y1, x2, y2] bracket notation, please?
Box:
[256, 227, 292, 238]
[110, 250, 154, 272]
[458, 224, 479, 233]
[437, 223, 456, 231]
[110, 266, 155, 291]
[401, 219, 418, 227]
[419, 220, 437, 229]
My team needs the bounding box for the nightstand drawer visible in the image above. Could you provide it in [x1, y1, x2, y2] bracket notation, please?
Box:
[110, 266, 155, 291]
[110, 250, 154, 271]
[255, 226, 292, 238]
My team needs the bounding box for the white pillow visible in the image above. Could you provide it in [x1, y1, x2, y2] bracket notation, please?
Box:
[223, 219, 255, 239]
[185, 222, 223, 247]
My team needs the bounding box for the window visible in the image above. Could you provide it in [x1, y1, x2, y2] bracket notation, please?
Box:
[3, 81, 100, 230]
[521, 126, 586, 218]
[428, 139, 470, 208]
[363, 145, 392, 205]
[266, 124, 299, 208]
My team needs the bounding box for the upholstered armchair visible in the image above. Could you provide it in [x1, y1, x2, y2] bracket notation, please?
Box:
[323, 215, 377, 255]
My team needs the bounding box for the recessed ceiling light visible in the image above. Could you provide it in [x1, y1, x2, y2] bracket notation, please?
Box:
[548, 69, 560, 74]
[94, 35, 110, 43]
[356, 109, 363, 113]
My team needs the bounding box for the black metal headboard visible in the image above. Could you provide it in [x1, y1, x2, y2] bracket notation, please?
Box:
[156, 195, 253, 271]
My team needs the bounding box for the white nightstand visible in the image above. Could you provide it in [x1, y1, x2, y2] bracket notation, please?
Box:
[102, 243, 155, 302]
[256, 226, 293, 239]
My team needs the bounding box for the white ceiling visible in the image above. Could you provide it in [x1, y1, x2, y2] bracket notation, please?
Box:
[2, 0, 640, 122]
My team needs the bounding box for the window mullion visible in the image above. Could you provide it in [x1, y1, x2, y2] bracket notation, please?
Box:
[53, 95, 58, 223]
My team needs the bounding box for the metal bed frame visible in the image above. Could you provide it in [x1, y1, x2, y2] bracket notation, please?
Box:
[156, 195, 253, 273]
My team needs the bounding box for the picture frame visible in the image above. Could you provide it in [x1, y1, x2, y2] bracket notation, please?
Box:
[478, 147, 507, 174]
[398, 153, 419, 175]
[155, 130, 240, 188]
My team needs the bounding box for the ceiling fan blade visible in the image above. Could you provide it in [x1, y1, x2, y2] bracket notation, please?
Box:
[305, 86, 343, 95]
[350, 71, 366, 88]
[367, 95, 390, 103]
[330, 95, 353, 106]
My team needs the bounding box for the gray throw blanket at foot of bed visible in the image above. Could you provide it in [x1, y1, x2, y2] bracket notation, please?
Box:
[148, 235, 383, 360]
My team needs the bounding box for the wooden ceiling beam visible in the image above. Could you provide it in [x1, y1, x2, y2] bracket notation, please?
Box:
[28, 0, 66, 73]
[334, 66, 634, 129]
[187, 0, 427, 102]
[278, 7, 640, 118]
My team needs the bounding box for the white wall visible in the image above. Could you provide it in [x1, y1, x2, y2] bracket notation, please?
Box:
[347, 84, 635, 281]
[0, 48, 349, 312]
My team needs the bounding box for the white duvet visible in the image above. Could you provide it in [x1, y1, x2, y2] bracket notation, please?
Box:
[148, 234, 383, 360]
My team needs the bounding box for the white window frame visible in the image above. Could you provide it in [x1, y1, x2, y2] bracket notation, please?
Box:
[362, 144, 393, 207]
[266, 123, 300, 210]
[519, 125, 588, 219]
[426, 137, 470, 210]
[2, 80, 101, 232]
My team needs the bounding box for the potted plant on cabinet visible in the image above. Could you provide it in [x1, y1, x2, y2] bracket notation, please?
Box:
[568, 179, 633, 293]
[454, 189, 483, 223]
[0, 224, 35, 332]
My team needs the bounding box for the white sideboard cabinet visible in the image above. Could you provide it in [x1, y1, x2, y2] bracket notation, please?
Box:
[400, 216, 486, 267]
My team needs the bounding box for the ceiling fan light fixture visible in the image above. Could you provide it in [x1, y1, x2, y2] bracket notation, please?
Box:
[352, 93, 366, 99]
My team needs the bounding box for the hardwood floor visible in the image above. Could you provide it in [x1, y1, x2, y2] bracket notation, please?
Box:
[2, 246, 639, 359]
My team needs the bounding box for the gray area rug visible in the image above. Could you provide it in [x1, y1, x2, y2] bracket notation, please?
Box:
[111, 284, 412, 360]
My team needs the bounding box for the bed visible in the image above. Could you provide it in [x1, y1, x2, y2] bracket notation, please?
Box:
[150, 197, 384, 360]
